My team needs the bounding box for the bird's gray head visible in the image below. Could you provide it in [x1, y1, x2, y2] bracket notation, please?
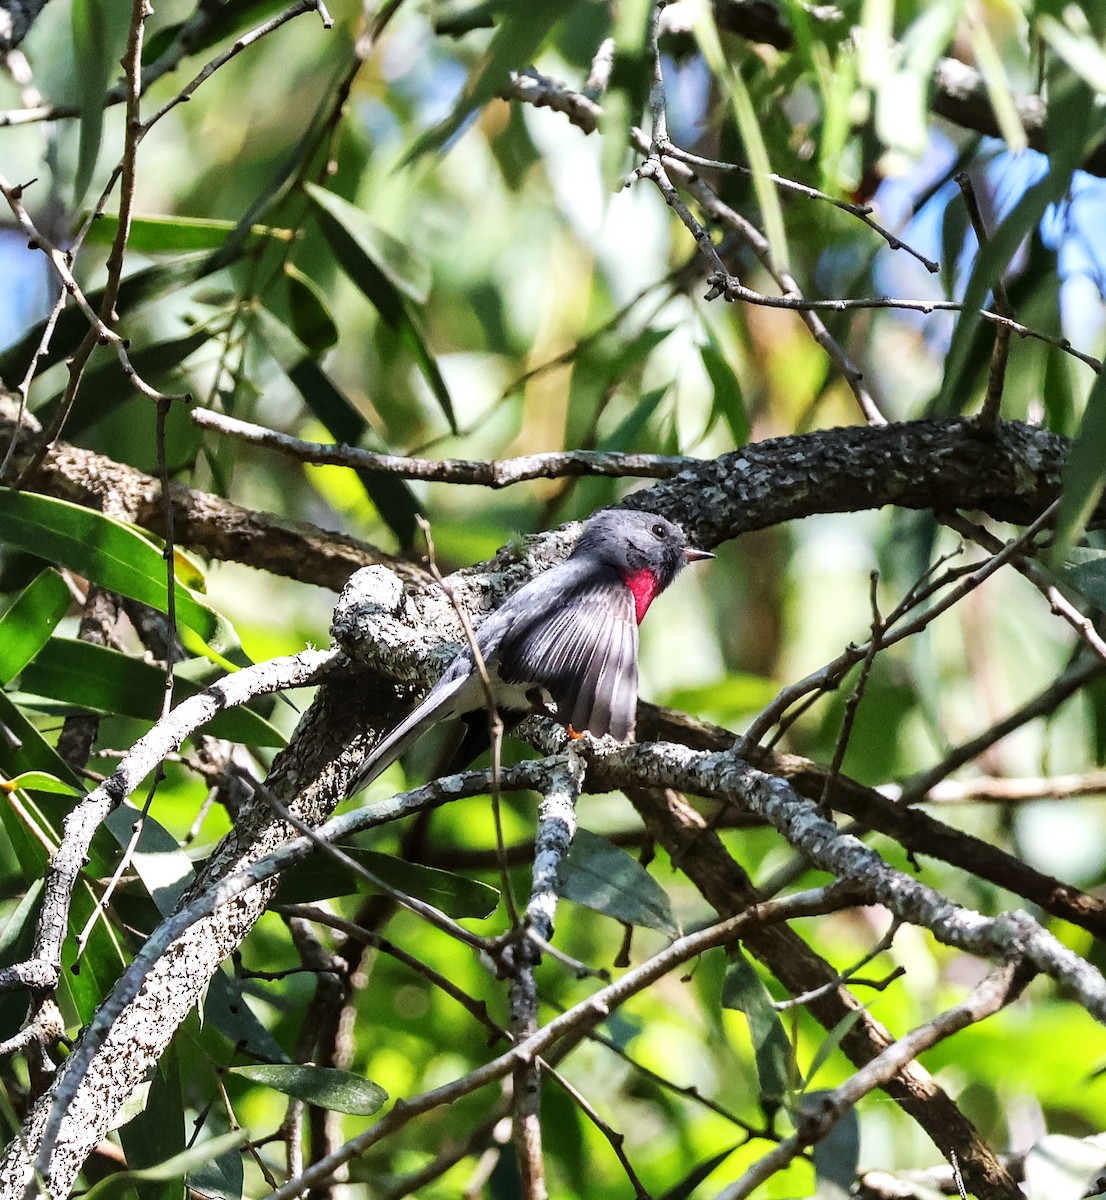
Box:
[571, 509, 711, 594]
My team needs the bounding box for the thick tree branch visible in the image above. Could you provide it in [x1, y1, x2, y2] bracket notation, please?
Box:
[3, 399, 1094, 587]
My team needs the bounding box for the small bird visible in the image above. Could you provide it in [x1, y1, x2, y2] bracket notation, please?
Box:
[347, 509, 713, 796]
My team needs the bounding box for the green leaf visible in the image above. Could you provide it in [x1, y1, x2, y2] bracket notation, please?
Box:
[1038, 13, 1106, 94]
[1023, 1134, 1106, 1200]
[1063, 549, 1106, 612]
[203, 968, 290, 1065]
[117, 1045, 186, 1200]
[0, 490, 240, 656]
[802, 1007, 864, 1090]
[695, 16, 788, 270]
[83, 1131, 248, 1200]
[806, 1092, 860, 1200]
[965, 19, 1026, 153]
[305, 184, 430, 304]
[721, 949, 791, 1114]
[249, 306, 422, 546]
[0, 880, 45, 1044]
[70, 0, 128, 206]
[0, 771, 79, 798]
[286, 263, 339, 355]
[700, 334, 749, 447]
[304, 184, 456, 433]
[228, 1064, 387, 1115]
[558, 829, 678, 935]
[0, 880, 43, 960]
[662, 674, 777, 725]
[274, 847, 499, 918]
[0, 569, 72, 685]
[186, 1142, 243, 1200]
[142, 0, 288, 65]
[402, 1, 575, 163]
[41, 329, 212, 440]
[565, 327, 673, 449]
[0, 700, 130, 1023]
[104, 804, 195, 917]
[598, 0, 651, 195]
[1053, 367, 1106, 560]
[19, 639, 286, 747]
[0, 689, 85, 806]
[83, 213, 293, 254]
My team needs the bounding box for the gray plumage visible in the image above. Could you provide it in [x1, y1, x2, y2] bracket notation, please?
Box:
[347, 509, 710, 796]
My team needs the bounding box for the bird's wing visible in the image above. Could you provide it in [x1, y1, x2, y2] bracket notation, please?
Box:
[495, 577, 639, 741]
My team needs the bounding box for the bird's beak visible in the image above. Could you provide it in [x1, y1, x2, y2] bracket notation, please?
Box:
[684, 546, 714, 563]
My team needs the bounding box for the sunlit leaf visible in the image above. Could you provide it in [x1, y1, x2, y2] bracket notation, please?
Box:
[248, 306, 422, 546]
[83, 1131, 248, 1200]
[0, 489, 240, 657]
[0, 771, 79, 798]
[722, 949, 791, 1114]
[0, 568, 72, 685]
[19, 639, 285, 747]
[695, 14, 788, 269]
[1038, 13, 1106, 93]
[1053, 366, 1106, 560]
[229, 1064, 388, 1115]
[558, 829, 678, 935]
[274, 847, 499, 917]
[305, 183, 456, 434]
[83, 213, 293, 254]
[966, 17, 1027, 154]
[402, 1, 576, 162]
[0, 689, 85, 811]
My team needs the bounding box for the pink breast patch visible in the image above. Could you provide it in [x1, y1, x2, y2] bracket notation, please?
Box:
[622, 568, 660, 624]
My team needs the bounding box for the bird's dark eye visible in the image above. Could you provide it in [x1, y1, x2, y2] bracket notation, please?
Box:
[651, 522, 668, 539]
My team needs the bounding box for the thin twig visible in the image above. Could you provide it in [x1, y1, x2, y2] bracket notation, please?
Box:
[659, 140, 939, 273]
[943, 510, 1106, 664]
[740, 505, 1058, 750]
[819, 571, 883, 810]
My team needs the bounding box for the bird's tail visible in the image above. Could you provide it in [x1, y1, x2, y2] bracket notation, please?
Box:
[346, 675, 469, 798]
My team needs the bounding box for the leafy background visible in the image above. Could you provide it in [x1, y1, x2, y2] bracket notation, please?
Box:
[2, 0, 1106, 1196]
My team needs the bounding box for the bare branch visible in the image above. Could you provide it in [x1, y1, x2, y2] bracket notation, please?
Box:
[192, 406, 694, 486]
